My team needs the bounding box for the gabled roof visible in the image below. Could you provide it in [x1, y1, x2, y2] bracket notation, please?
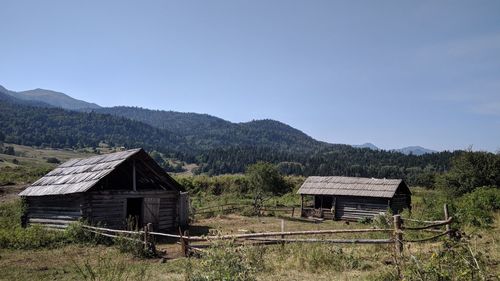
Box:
[297, 176, 409, 198]
[19, 148, 184, 196]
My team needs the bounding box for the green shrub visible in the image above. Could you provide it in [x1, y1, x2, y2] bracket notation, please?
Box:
[402, 240, 490, 280]
[372, 212, 392, 229]
[370, 239, 493, 281]
[115, 234, 155, 258]
[0, 199, 69, 249]
[188, 241, 258, 281]
[46, 157, 61, 164]
[454, 187, 500, 227]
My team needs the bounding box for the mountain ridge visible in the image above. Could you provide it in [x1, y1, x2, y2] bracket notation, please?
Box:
[3, 86, 101, 110]
[1, 84, 438, 154]
[351, 143, 437, 155]
[0, 85, 459, 181]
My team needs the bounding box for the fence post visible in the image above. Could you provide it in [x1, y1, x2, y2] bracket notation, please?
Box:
[281, 219, 285, 248]
[184, 230, 190, 257]
[393, 215, 403, 255]
[146, 223, 156, 254]
[178, 227, 186, 257]
[143, 224, 149, 251]
[443, 204, 451, 238]
[291, 207, 295, 217]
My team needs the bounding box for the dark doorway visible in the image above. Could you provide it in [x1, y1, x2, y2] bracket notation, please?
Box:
[314, 196, 333, 209]
[126, 198, 143, 229]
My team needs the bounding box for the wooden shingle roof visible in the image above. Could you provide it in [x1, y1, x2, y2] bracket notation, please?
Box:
[19, 148, 182, 196]
[297, 176, 408, 198]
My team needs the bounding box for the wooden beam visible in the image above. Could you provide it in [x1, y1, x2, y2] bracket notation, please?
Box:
[132, 160, 137, 192]
[300, 195, 304, 217]
[333, 196, 337, 220]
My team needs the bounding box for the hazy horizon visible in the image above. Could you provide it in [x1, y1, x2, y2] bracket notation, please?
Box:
[1, 1, 499, 152]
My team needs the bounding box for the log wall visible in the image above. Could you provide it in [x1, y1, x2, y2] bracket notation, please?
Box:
[335, 196, 389, 220]
[86, 190, 179, 231]
[390, 192, 411, 214]
[24, 189, 181, 231]
[25, 194, 83, 229]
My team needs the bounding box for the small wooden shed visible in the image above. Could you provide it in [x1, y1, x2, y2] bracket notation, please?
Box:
[19, 148, 188, 231]
[298, 176, 411, 220]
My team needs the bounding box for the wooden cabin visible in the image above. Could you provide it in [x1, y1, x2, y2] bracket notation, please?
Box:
[19, 148, 188, 231]
[298, 176, 411, 220]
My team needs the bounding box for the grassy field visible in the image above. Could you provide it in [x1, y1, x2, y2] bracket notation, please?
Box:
[0, 213, 498, 280]
[0, 145, 498, 280]
[0, 193, 498, 280]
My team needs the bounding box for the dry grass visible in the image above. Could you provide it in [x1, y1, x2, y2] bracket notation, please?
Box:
[0, 212, 498, 280]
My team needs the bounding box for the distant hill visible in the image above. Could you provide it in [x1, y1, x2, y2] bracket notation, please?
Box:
[0, 86, 53, 108]
[2, 86, 101, 110]
[351, 142, 436, 155]
[396, 146, 437, 156]
[352, 143, 379, 150]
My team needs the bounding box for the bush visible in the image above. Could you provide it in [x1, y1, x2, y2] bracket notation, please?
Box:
[46, 157, 61, 164]
[370, 239, 493, 281]
[402, 240, 490, 280]
[187, 241, 258, 281]
[437, 151, 500, 196]
[115, 234, 154, 258]
[454, 187, 500, 227]
[0, 200, 110, 249]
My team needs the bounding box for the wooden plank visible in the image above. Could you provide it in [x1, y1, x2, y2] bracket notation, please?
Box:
[29, 218, 76, 224]
[30, 223, 68, 229]
[246, 237, 393, 244]
[28, 214, 80, 220]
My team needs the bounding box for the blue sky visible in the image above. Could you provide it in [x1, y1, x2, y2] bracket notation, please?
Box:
[1, 1, 499, 152]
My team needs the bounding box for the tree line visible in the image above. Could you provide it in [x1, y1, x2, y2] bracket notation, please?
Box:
[0, 99, 472, 186]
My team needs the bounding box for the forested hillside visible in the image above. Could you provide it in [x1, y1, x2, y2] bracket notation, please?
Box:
[0, 99, 187, 159]
[0, 91, 462, 185]
[93, 106, 325, 152]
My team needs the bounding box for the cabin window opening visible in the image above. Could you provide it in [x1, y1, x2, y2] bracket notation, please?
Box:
[126, 198, 143, 229]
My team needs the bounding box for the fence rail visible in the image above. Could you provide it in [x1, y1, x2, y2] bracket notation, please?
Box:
[81, 203, 455, 258]
[193, 203, 299, 216]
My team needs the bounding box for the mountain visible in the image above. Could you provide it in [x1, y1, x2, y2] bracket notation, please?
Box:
[3, 86, 101, 110]
[0, 85, 54, 107]
[2, 84, 439, 157]
[0, 83, 457, 183]
[396, 146, 437, 156]
[92, 106, 325, 152]
[352, 142, 436, 155]
[352, 143, 379, 150]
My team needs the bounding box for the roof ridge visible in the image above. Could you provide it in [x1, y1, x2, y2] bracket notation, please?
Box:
[63, 148, 142, 162]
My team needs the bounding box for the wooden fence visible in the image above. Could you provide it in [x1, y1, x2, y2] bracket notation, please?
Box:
[81, 204, 455, 258]
[193, 203, 298, 217]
